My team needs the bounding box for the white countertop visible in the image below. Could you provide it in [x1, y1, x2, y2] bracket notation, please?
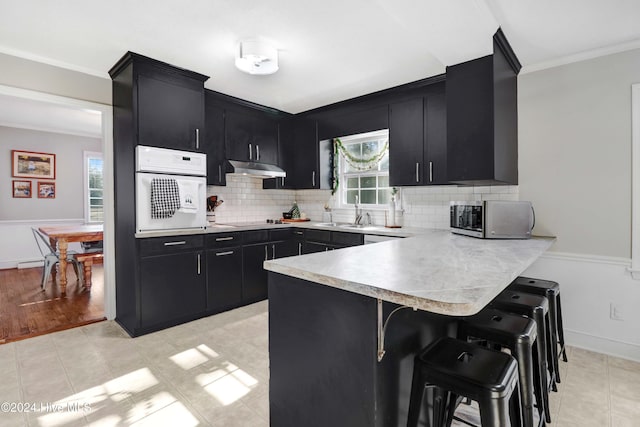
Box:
[263, 229, 555, 316]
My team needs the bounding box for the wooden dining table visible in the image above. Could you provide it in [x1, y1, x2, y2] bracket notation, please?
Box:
[38, 224, 103, 293]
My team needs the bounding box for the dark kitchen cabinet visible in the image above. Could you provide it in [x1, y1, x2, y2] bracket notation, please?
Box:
[265, 116, 319, 190]
[109, 52, 209, 337]
[137, 74, 205, 152]
[389, 83, 447, 186]
[316, 104, 389, 141]
[301, 229, 363, 253]
[242, 242, 270, 303]
[206, 247, 242, 313]
[226, 107, 279, 165]
[205, 92, 226, 186]
[242, 229, 298, 303]
[446, 29, 521, 185]
[139, 249, 206, 329]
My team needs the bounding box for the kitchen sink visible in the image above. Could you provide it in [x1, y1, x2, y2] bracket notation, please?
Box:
[315, 222, 378, 230]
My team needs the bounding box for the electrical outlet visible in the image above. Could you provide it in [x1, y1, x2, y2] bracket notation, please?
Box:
[610, 303, 625, 321]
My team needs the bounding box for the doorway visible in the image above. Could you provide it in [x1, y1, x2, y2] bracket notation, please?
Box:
[0, 84, 115, 342]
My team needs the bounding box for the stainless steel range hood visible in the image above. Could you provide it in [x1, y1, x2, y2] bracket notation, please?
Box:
[227, 160, 286, 179]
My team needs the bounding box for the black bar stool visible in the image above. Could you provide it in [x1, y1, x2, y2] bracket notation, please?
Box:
[489, 291, 552, 424]
[407, 337, 522, 427]
[459, 308, 542, 427]
[509, 276, 568, 367]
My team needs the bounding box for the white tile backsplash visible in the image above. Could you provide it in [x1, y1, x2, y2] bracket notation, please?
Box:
[208, 176, 518, 228]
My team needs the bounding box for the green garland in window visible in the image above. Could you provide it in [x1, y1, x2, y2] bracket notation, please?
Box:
[331, 137, 389, 195]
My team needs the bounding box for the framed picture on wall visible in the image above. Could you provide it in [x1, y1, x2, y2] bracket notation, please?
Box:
[12, 150, 56, 179]
[37, 181, 56, 199]
[12, 180, 32, 198]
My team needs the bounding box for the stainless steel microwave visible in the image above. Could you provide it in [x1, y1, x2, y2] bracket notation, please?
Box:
[450, 201, 535, 239]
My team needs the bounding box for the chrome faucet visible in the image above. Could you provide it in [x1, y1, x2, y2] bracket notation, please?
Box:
[354, 195, 363, 225]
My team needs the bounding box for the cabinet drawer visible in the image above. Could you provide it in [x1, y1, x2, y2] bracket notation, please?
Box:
[242, 230, 269, 244]
[139, 235, 204, 256]
[304, 229, 331, 243]
[331, 231, 364, 247]
[270, 228, 294, 241]
[206, 232, 242, 248]
[291, 229, 305, 239]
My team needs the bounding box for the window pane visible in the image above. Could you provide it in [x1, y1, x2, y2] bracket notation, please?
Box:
[378, 176, 389, 187]
[378, 190, 389, 205]
[360, 190, 377, 204]
[343, 158, 358, 173]
[90, 189, 103, 198]
[362, 141, 379, 159]
[346, 142, 361, 158]
[346, 190, 359, 204]
[346, 177, 359, 188]
[361, 176, 376, 188]
[90, 199, 103, 207]
[379, 152, 389, 171]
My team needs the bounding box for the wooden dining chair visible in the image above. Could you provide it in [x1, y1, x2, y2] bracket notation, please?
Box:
[31, 228, 83, 290]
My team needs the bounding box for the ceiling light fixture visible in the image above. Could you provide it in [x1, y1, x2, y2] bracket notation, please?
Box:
[235, 40, 279, 75]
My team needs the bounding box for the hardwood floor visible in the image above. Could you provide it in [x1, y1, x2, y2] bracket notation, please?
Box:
[0, 264, 105, 344]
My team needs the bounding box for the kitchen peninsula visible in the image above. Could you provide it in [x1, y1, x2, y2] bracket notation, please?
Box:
[264, 230, 555, 426]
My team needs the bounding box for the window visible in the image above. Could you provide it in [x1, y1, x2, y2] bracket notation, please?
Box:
[84, 151, 104, 223]
[336, 129, 391, 207]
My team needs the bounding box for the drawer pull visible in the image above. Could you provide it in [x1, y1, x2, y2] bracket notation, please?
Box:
[216, 251, 234, 256]
[197, 253, 201, 274]
[294, 231, 303, 235]
[215, 236, 234, 241]
[164, 241, 186, 246]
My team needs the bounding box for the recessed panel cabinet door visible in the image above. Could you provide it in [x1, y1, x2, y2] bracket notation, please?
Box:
[207, 247, 242, 312]
[140, 251, 206, 328]
[226, 109, 279, 164]
[242, 243, 269, 303]
[137, 74, 204, 151]
[389, 98, 424, 186]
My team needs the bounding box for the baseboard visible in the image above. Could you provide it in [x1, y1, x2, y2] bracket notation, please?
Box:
[565, 328, 640, 363]
[0, 260, 44, 270]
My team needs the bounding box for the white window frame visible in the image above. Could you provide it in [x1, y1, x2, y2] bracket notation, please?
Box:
[630, 84, 640, 279]
[83, 150, 104, 223]
[337, 129, 391, 209]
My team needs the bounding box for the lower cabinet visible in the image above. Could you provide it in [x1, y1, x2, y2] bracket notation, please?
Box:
[243, 243, 270, 303]
[206, 247, 242, 313]
[139, 250, 206, 329]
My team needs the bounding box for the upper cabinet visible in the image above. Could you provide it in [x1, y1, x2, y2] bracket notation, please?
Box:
[315, 104, 389, 141]
[389, 81, 447, 186]
[225, 106, 280, 165]
[272, 116, 319, 189]
[204, 92, 226, 186]
[446, 29, 521, 185]
[109, 52, 208, 153]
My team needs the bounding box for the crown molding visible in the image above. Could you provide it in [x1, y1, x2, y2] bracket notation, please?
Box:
[0, 45, 109, 79]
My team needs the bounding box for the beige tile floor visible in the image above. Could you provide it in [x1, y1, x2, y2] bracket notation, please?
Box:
[0, 301, 637, 427]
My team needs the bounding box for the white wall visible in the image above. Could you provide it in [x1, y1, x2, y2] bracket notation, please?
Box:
[0, 126, 102, 268]
[519, 48, 640, 361]
[1, 126, 102, 221]
[0, 53, 111, 105]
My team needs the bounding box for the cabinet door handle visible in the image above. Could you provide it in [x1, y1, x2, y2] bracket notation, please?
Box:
[195, 128, 200, 150]
[298, 242, 302, 256]
[264, 245, 268, 260]
[312, 170, 316, 187]
[272, 244, 276, 260]
[197, 253, 201, 275]
[281, 176, 285, 187]
[429, 161, 433, 183]
[216, 251, 234, 256]
[164, 241, 186, 246]
[256, 145, 260, 161]
[415, 162, 420, 183]
[294, 231, 303, 235]
[215, 236, 234, 241]
[249, 143, 253, 160]
[218, 164, 222, 183]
